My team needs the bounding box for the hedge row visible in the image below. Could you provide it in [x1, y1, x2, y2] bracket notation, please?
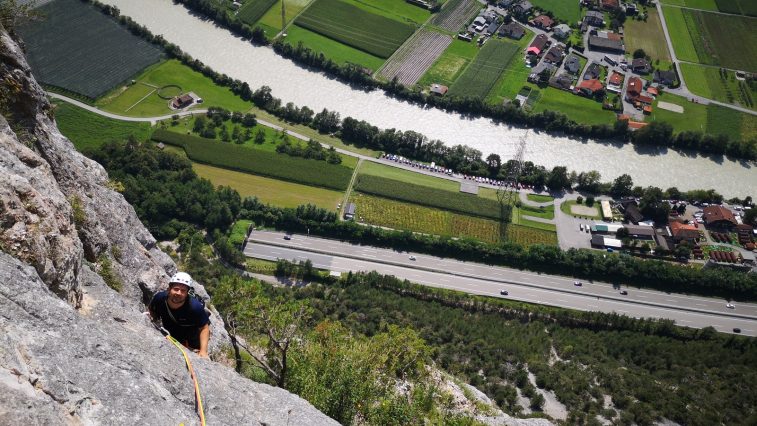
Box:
[354, 174, 504, 220]
[151, 129, 352, 190]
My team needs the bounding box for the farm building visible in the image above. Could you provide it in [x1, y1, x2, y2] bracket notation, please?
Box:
[591, 223, 624, 234]
[564, 55, 581, 74]
[601, 200, 612, 219]
[618, 199, 643, 223]
[343, 203, 356, 220]
[588, 36, 625, 54]
[591, 235, 623, 249]
[172, 94, 194, 109]
[430, 84, 449, 96]
[703, 205, 737, 228]
[553, 24, 571, 39]
[499, 22, 526, 40]
[624, 225, 656, 240]
[527, 34, 549, 56]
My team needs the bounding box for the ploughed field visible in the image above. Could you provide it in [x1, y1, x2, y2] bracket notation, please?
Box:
[18, 0, 162, 99]
[378, 29, 452, 86]
[294, 0, 415, 58]
[430, 0, 480, 31]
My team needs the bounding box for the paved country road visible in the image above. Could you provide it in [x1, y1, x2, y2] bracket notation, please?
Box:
[245, 230, 757, 336]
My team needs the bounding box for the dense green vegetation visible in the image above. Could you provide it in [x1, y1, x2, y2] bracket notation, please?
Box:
[354, 175, 505, 220]
[294, 0, 415, 58]
[448, 41, 518, 99]
[18, 0, 162, 99]
[237, 0, 277, 26]
[151, 129, 353, 190]
[295, 273, 757, 425]
[54, 101, 152, 151]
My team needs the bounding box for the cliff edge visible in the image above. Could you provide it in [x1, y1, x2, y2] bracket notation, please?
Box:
[0, 28, 336, 425]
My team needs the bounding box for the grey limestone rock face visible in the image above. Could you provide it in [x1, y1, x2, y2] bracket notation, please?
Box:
[0, 252, 338, 425]
[0, 28, 336, 425]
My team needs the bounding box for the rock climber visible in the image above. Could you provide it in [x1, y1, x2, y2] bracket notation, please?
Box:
[148, 272, 210, 358]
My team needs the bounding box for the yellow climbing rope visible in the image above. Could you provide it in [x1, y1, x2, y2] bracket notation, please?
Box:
[165, 334, 207, 426]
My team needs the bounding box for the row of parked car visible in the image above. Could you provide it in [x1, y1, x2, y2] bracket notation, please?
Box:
[382, 154, 454, 176]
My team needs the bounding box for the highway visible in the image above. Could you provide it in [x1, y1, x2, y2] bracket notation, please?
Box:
[245, 231, 757, 336]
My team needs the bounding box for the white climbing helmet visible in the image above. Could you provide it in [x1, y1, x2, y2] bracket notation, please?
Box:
[169, 272, 193, 289]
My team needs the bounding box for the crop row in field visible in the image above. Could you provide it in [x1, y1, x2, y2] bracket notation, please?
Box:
[680, 63, 756, 110]
[294, 0, 415, 58]
[505, 224, 558, 247]
[349, 193, 502, 244]
[430, 0, 480, 32]
[18, 0, 162, 99]
[449, 40, 518, 98]
[151, 129, 352, 190]
[354, 174, 504, 220]
[378, 29, 452, 86]
[715, 0, 757, 16]
[238, 0, 278, 26]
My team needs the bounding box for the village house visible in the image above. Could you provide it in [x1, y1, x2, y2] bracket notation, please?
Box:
[600, 0, 620, 11]
[617, 114, 648, 131]
[543, 44, 565, 65]
[485, 21, 501, 36]
[552, 23, 571, 39]
[583, 62, 600, 80]
[171, 94, 194, 109]
[607, 71, 623, 92]
[531, 14, 554, 30]
[654, 69, 676, 86]
[549, 73, 574, 90]
[576, 79, 604, 96]
[527, 33, 549, 56]
[499, 21, 526, 40]
[528, 62, 557, 83]
[564, 54, 581, 74]
[583, 11, 605, 27]
[618, 199, 644, 224]
[512, 0, 533, 16]
[625, 76, 642, 99]
[669, 221, 700, 243]
[631, 58, 651, 74]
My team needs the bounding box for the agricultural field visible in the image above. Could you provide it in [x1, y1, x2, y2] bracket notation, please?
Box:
[18, 0, 162, 99]
[505, 224, 558, 246]
[192, 163, 343, 209]
[358, 161, 460, 191]
[238, 0, 278, 26]
[349, 193, 502, 244]
[659, 0, 718, 10]
[680, 63, 756, 110]
[430, 0, 480, 32]
[485, 36, 536, 103]
[341, 0, 431, 24]
[151, 129, 353, 190]
[377, 29, 452, 86]
[354, 175, 505, 220]
[294, 0, 415, 58]
[448, 40, 519, 98]
[530, 0, 581, 23]
[662, 6, 757, 71]
[648, 93, 757, 141]
[96, 60, 252, 116]
[416, 39, 479, 88]
[714, 0, 757, 16]
[256, 0, 313, 34]
[531, 86, 616, 125]
[53, 101, 152, 151]
[283, 25, 385, 71]
[623, 10, 671, 62]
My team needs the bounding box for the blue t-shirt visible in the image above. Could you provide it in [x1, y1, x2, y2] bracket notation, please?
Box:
[149, 290, 210, 348]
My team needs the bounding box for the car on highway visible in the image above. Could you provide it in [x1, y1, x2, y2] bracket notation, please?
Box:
[500, 290, 509, 296]
[284, 234, 292, 240]
[726, 303, 735, 309]
[573, 281, 582, 286]
[619, 290, 628, 295]
[409, 255, 416, 261]
[733, 328, 741, 333]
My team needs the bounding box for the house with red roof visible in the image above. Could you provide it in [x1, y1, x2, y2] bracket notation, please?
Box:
[527, 34, 549, 56]
[576, 79, 604, 96]
[669, 221, 700, 242]
[703, 205, 738, 228]
[531, 15, 554, 30]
